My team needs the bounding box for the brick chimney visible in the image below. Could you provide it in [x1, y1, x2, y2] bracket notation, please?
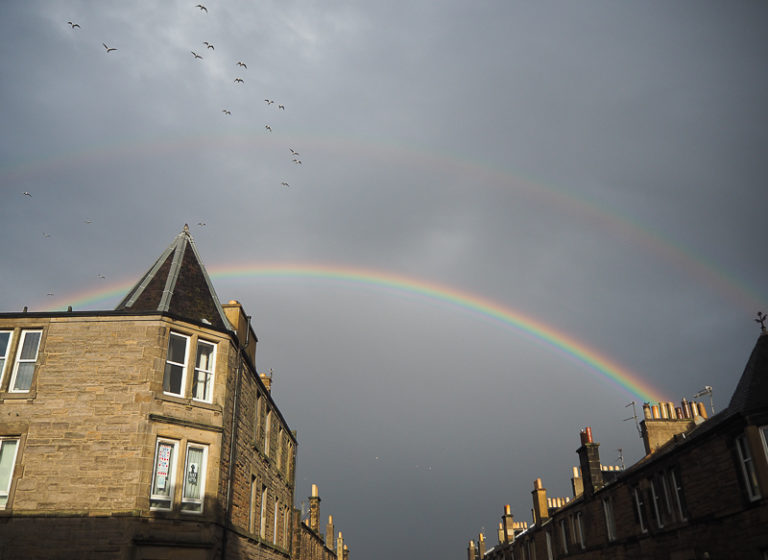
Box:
[326, 515, 335, 549]
[336, 532, 344, 560]
[309, 484, 321, 533]
[501, 504, 515, 544]
[478, 533, 486, 558]
[640, 400, 699, 455]
[531, 478, 549, 526]
[576, 427, 603, 498]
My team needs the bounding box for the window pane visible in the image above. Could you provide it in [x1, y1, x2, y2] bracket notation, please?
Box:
[153, 442, 175, 497]
[0, 440, 18, 508]
[19, 332, 41, 360]
[12, 363, 35, 391]
[0, 332, 10, 356]
[196, 343, 214, 370]
[163, 363, 184, 394]
[183, 447, 204, 501]
[168, 334, 187, 363]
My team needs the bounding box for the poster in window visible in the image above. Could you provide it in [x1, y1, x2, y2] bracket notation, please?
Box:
[156, 443, 172, 490]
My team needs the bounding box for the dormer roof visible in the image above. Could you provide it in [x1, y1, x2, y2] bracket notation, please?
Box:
[115, 225, 232, 332]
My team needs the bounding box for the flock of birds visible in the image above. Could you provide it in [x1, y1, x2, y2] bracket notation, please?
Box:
[65, 3, 304, 191]
[26, 5, 314, 300]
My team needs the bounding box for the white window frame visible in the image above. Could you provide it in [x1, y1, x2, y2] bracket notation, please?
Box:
[260, 485, 268, 538]
[603, 496, 616, 541]
[669, 466, 688, 521]
[273, 498, 279, 544]
[163, 332, 189, 397]
[761, 425, 768, 463]
[0, 330, 13, 387]
[633, 487, 648, 533]
[9, 330, 42, 393]
[736, 433, 761, 501]
[150, 438, 179, 510]
[264, 409, 272, 456]
[192, 339, 216, 403]
[181, 443, 208, 513]
[545, 530, 553, 560]
[0, 437, 20, 509]
[559, 518, 568, 553]
[575, 511, 585, 549]
[649, 476, 664, 528]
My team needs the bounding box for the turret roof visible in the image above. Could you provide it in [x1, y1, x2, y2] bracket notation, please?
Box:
[115, 225, 232, 332]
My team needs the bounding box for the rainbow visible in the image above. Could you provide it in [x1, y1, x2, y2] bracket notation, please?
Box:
[4, 130, 764, 310]
[46, 262, 669, 403]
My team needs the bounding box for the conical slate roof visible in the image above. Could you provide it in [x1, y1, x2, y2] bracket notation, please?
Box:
[727, 331, 768, 415]
[115, 225, 232, 332]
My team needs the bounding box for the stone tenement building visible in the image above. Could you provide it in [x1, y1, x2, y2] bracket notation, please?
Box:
[0, 227, 309, 559]
[469, 332, 768, 560]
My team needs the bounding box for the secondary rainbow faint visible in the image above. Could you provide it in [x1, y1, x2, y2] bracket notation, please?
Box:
[47, 262, 669, 404]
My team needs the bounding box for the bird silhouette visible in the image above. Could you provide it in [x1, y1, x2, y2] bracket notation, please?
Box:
[278, 104, 285, 110]
[97, 274, 106, 279]
[293, 159, 302, 165]
[195, 4, 208, 12]
[84, 220, 93, 224]
[203, 41, 214, 50]
[265, 125, 272, 132]
[191, 51, 203, 59]
[23, 192, 31, 197]
[222, 109, 231, 115]
[47, 293, 54, 297]
[290, 149, 299, 156]
[264, 99, 274, 105]
[67, 21, 80, 29]
[236, 61, 247, 68]
[234, 78, 244, 83]
[197, 222, 207, 226]
[281, 182, 290, 188]
[103, 43, 117, 53]
[42, 233, 51, 238]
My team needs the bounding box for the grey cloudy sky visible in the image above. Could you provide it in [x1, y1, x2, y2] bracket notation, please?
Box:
[2, 1, 767, 558]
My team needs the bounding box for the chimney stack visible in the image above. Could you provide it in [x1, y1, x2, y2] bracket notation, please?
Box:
[531, 478, 549, 525]
[309, 484, 321, 533]
[343, 544, 349, 560]
[260, 370, 272, 392]
[571, 466, 583, 498]
[468, 540, 477, 560]
[640, 400, 698, 455]
[502, 504, 515, 544]
[326, 515, 335, 549]
[337, 532, 344, 560]
[577, 427, 603, 498]
[478, 533, 486, 558]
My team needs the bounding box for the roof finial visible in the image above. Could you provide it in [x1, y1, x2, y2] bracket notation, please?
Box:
[183, 223, 190, 233]
[755, 311, 767, 333]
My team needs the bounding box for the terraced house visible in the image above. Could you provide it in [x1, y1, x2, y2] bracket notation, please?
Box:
[470, 330, 768, 560]
[0, 226, 297, 559]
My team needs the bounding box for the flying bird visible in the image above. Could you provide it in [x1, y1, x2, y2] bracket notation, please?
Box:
[191, 51, 203, 59]
[97, 274, 106, 279]
[84, 220, 93, 224]
[289, 149, 299, 156]
[103, 43, 117, 53]
[42, 233, 51, 238]
[23, 192, 31, 197]
[47, 293, 54, 297]
[265, 125, 272, 132]
[197, 222, 207, 226]
[293, 159, 302, 164]
[234, 78, 244, 83]
[278, 104, 285, 110]
[67, 21, 80, 29]
[264, 99, 273, 105]
[222, 109, 231, 115]
[236, 61, 247, 68]
[203, 41, 214, 49]
[281, 182, 290, 188]
[195, 4, 207, 12]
